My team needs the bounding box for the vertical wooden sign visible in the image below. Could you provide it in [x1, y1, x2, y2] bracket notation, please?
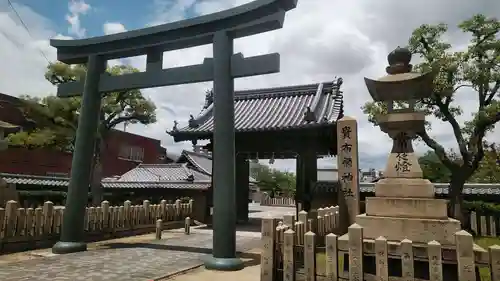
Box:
[336, 116, 360, 225]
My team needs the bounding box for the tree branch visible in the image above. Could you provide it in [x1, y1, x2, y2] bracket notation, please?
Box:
[485, 81, 500, 105]
[470, 112, 500, 169]
[453, 84, 474, 92]
[417, 130, 458, 170]
[107, 114, 150, 129]
[435, 98, 470, 162]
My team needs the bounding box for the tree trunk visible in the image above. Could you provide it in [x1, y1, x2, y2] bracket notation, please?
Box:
[448, 171, 467, 226]
[90, 138, 105, 206]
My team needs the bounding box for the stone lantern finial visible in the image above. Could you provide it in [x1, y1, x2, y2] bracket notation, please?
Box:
[386, 46, 413, 75]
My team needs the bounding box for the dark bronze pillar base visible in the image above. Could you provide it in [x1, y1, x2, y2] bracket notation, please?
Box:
[52, 241, 87, 254]
[204, 257, 244, 271]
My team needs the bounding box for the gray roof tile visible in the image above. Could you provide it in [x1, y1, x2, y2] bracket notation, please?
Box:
[101, 163, 211, 190]
[180, 150, 257, 182]
[182, 150, 213, 175]
[314, 181, 500, 195]
[169, 81, 344, 140]
[0, 173, 69, 187]
[101, 181, 209, 190]
[113, 163, 211, 182]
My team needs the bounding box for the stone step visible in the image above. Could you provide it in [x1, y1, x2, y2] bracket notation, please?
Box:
[365, 197, 448, 219]
[374, 178, 435, 198]
[355, 214, 461, 245]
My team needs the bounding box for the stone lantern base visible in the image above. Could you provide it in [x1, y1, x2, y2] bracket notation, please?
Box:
[336, 175, 488, 279]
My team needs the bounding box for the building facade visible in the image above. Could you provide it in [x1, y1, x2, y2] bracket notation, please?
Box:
[0, 93, 165, 177]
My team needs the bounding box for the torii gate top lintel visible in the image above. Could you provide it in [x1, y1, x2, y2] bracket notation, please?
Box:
[50, 0, 298, 64]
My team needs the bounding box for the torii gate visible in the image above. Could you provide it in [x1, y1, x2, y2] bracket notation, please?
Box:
[50, 0, 298, 271]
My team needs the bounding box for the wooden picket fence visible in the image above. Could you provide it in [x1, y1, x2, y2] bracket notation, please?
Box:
[0, 199, 192, 250]
[261, 194, 295, 207]
[261, 208, 500, 281]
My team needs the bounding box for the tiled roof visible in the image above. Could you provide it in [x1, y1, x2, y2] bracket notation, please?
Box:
[101, 163, 211, 190]
[169, 80, 344, 140]
[314, 181, 500, 195]
[101, 181, 209, 190]
[180, 150, 257, 183]
[0, 173, 69, 187]
[182, 150, 212, 175]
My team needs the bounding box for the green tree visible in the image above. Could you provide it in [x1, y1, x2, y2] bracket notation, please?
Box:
[418, 150, 454, 183]
[418, 147, 500, 183]
[250, 162, 296, 197]
[362, 15, 500, 222]
[469, 142, 500, 183]
[8, 62, 157, 205]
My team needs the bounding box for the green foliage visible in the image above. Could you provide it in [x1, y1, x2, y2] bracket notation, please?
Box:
[463, 201, 500, 217]
[7, 62, 157, 151]
[362, 14, 500, 195]
[250, 162, 296, 197]
[469, 143, 500, 183]
[418, 151, 452, 182]
[419, 145, 500, 183]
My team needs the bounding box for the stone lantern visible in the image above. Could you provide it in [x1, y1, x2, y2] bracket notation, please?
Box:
[337, 47, 483, 280]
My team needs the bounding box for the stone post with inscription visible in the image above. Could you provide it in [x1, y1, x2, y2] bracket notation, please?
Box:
[336, 116, 360, 229]
[337, 47, 484, 280]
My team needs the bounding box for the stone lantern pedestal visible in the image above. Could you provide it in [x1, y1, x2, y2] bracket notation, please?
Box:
[337, 47, 486, 280]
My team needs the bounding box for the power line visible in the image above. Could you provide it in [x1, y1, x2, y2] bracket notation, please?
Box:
[7, 0, 52, 65]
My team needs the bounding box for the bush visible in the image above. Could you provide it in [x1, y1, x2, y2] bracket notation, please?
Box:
[463, 201, 500, 216]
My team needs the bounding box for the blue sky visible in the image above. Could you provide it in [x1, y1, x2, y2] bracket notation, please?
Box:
[15, 0, 199, 38]
[1, 0, 499, 172]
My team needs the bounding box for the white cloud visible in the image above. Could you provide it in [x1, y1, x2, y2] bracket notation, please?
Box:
[0, 2, 56, 97]
[103, 22, 126, 35]
[65, 0, 91, 38]
[0, 0, 498, 174]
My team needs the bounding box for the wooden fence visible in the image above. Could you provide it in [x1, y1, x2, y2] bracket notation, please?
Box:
[0, 199, 192, 252]
[261, 208, 500, 281]
[261, 194, 295, 207]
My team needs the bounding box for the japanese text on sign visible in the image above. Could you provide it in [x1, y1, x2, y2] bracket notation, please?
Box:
[394, 152, 411, 172]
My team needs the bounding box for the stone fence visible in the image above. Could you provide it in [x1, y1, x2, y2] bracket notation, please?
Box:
[0, 199, 193, 253]
[471, 211, 499, 237]
[261, 206, 340, 281]
[261, 209, 500, 281]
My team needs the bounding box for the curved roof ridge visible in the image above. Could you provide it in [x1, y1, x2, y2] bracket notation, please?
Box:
[169, 80, 344, 141]
[138, 163, 184, 167]
[234, 81, 334, 100]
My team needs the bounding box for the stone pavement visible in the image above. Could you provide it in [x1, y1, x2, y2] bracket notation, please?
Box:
[0, 231, 260, 281]
[0, 204, 290, 281]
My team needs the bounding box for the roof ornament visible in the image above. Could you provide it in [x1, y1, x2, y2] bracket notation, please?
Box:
[252, 152, 259, 163]
[188, 114, 199, 128]
[172, 120, 179, 131]
[203, 89, 214, 109]
[333, 77, 344, 96]
[335, 77, 343, 88]
[268, 153, 275, 164]
[186, 174, 195, 182]
[303, 106, 316, 122]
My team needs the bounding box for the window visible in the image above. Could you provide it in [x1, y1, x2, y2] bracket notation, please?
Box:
[118, 145, 144, 162]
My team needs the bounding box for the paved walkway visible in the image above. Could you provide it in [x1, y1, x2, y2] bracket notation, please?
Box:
[0, 204, 287, 281]
[0, 231, 259, 281]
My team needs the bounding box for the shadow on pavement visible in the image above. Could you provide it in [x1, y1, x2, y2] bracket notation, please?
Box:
[102, 243, 261, 266]
[198, 218, 263, 233]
